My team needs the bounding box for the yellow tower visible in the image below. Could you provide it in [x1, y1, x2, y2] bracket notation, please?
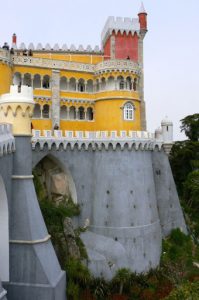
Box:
[0, 85, 35, 136]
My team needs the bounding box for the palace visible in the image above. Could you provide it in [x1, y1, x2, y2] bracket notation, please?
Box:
[0, 4, 187, 300]
[0, 3, 147, 136]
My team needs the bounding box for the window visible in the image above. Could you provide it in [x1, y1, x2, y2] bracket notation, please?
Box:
[42, 104, 50, 119]
[123, 103, 134, 120]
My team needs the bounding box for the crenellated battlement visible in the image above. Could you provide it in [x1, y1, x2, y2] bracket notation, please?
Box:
[0, 123, 15, 156]
[31, 129, 163, 152]
[0, 85, 34, 103]
[101, 16, 140, 46]
[14, 43, 102, 54]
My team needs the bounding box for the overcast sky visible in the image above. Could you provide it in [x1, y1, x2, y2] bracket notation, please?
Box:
[0, 0, 198, 140]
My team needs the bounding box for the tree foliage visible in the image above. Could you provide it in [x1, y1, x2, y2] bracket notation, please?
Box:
[180, 113, 199, 141]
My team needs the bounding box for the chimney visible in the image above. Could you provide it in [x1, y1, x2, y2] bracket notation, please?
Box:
[12, 33, 17, 49]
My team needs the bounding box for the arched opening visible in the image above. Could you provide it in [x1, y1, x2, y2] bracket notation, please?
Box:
[42, 75, 50, 89]
[13, 72, 21, 86]
[87, 80, 93, 93]
[133, 78, 137, 91]
[33, 74, 41, 89]
[33, 103, 41, 118]
[86, 107, 93, 120]
[78, 106, 85, 120]
[69, 78, 76, 91]
[23, 73, 32, 86]
[42, 104, 50, 119]
[0, 176, 9, 281]
[126, 77, 132, 90]
[101, 77, 106, 90]
[107, 76, 115, 90]
[78, 79, 85, 92]
[60, 77, 67, 90]
[60, 106, 68, 119]
[118, 76, 125, 90]
[69, 106, 76, 120]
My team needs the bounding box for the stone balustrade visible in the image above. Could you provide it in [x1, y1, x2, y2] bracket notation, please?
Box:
[0, 123, 15, 156]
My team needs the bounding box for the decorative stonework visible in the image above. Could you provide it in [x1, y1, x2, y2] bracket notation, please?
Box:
[101, 17, 140, 46]
[12, 56, 140, 75]
[51, 70, 60, 128]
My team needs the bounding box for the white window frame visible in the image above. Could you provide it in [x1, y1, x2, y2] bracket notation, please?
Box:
[123, 102, 134, 121]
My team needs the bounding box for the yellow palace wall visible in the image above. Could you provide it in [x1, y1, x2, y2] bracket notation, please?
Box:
[0, 52, 142, 133]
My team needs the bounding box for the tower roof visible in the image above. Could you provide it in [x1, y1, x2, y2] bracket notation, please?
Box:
[139, 2, 147, 14]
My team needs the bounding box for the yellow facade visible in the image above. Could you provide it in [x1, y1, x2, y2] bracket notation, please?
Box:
[0, 48, 143, 134]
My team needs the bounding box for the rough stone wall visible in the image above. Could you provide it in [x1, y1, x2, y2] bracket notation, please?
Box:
[32, 146, 186, 279]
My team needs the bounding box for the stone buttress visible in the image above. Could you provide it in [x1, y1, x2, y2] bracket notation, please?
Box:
[0, 86, 66, 300]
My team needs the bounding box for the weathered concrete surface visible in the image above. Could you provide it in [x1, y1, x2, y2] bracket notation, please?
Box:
[4, 137, 66, 300]
[32, 145, 187, 279]
[0, 278, 7, 300]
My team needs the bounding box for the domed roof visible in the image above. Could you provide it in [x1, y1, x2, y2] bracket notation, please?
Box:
[161, 116, 173, 125]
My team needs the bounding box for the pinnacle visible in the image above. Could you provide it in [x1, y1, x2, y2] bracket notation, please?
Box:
[139, 2, 146, 14]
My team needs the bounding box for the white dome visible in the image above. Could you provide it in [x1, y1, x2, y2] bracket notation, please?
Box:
[161, 116, 173, 125]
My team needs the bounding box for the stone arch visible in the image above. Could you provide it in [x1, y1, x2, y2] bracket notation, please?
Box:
[33, 155, 77, 203]
[0, 175, 9, 281]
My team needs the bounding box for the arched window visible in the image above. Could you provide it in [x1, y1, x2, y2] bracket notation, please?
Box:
[69, 106, 76, 119]
[87, 79, 93, 93]
[126, 77, 132, 90]
[118, 76, 125, 90]
[69, 78, 76, 91]
[60, 106, 68, 119]
[123, 103, 134, 120]
[42, 75, 50, 89]
[23, 73, 31, 86]
[78, 79, 85, 92]
[33, 104, 41, 118]
[78, 107, 85, 120]
[42, 104, 50, 118]
[13, 72, 21, 86]
[86, 107, 93, 120]
[133, 78, 137, 91]
[33, 74, 41, 89]
[60, 77, 67, 90]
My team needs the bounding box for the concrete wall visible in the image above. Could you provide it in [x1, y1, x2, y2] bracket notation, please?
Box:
[32, 145, 186, 279]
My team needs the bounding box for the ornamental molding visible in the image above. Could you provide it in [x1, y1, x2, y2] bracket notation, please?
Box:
[12, 56, 141, 75]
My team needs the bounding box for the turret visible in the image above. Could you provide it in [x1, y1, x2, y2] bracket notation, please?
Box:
[161, 117, 173, 142]
[138, 2, 147, 32]
[102, 15, 141, 61]
[12, 33, 17, 49]
[0, 85, 35, 136]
